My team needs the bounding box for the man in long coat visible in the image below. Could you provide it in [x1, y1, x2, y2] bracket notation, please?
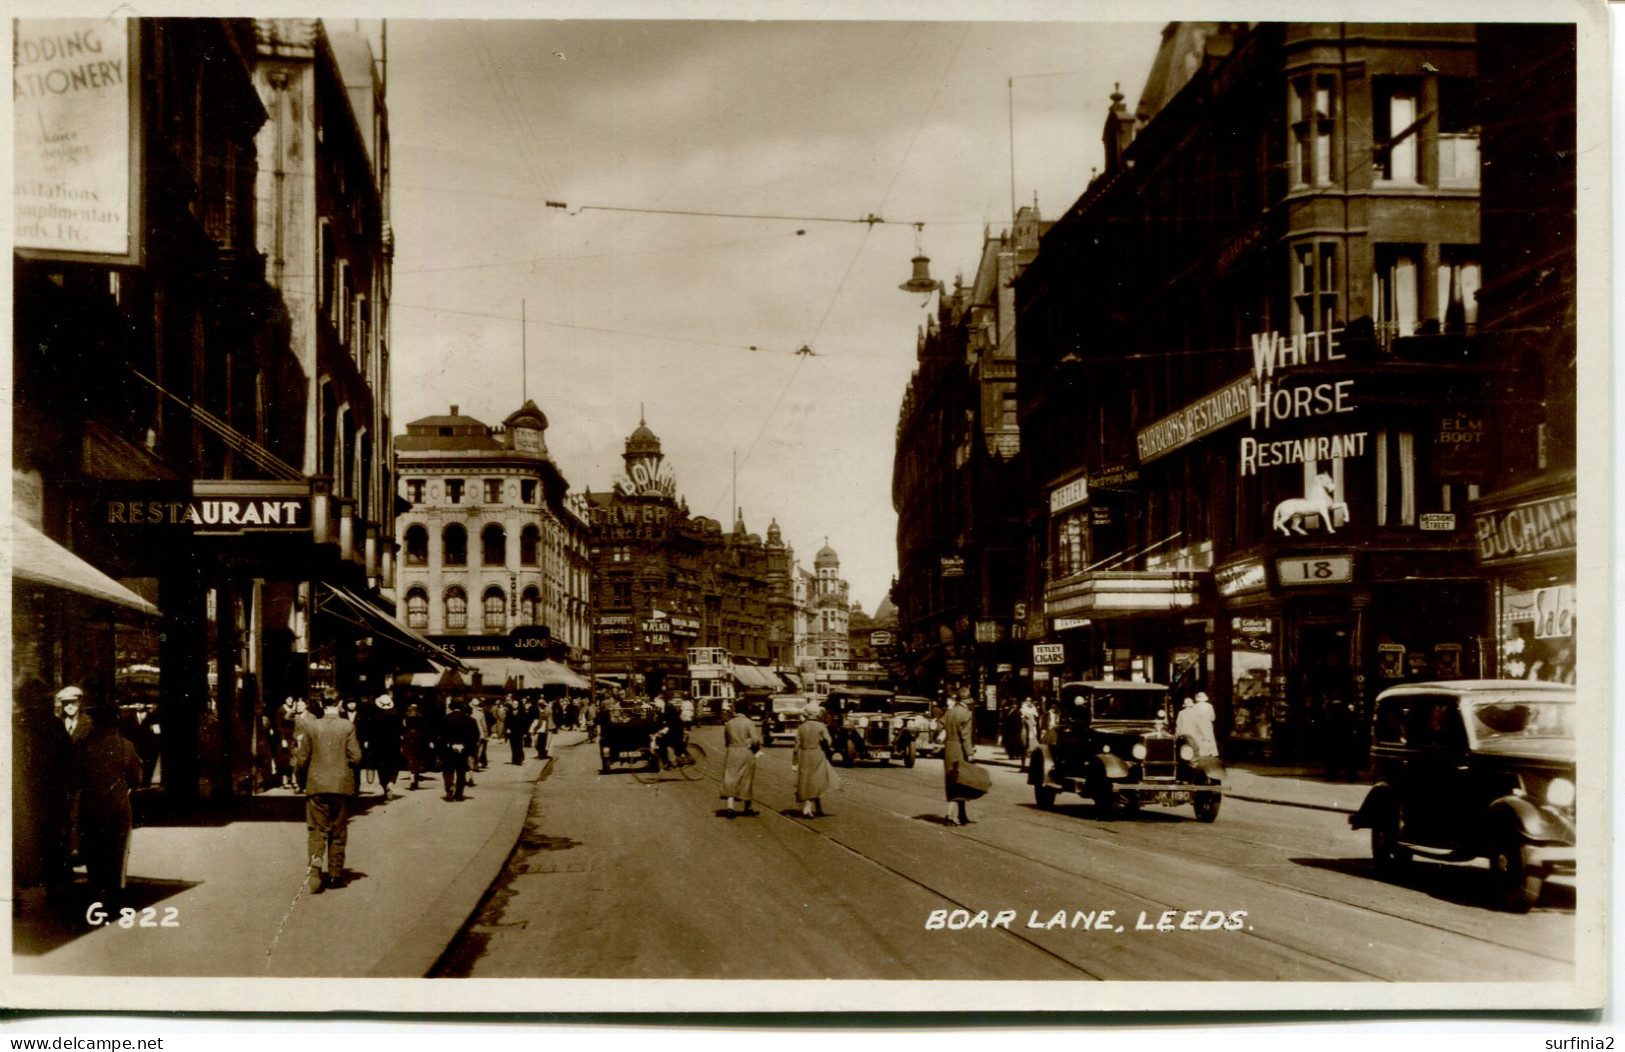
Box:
[720, 709, 762, 816]
[439, 701, 482, 801]
[506, 698, 533, 766]
[942, 689, 978, 825]
[72, 694, 144, 904]
[293, 699, 363, 893]
[13, 676, 70, 894]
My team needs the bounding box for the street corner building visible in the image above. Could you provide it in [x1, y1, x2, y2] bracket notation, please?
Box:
[890, 21, 1578, 768]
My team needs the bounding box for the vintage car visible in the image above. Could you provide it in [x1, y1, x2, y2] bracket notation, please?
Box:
[893, 695, 943, 757]
[1028, 680, 1224, 821]
[1349, 680, 1576, 912]
[826, 686, 918, 767]
[763, 694, 811, 745]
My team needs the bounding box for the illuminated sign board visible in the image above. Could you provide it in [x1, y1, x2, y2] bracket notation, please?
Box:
[1215, 558, 1268, 597]
[103, 481, 310, 534]
[1473, 492, 1576, 567]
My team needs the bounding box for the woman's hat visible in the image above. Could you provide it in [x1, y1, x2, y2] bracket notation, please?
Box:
[375, 696, 395, 711]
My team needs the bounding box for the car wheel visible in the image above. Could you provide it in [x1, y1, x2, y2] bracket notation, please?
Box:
[1488, 829, 1543, 913]
[843, 748, 857, 767]
[904, 742, 917, 768]
[1034, 784, 1057, 810]
[1370, 807, 1410, 879]
[1193, 792, 1221, 822]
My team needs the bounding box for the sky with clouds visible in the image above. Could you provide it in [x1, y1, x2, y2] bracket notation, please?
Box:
[385, 16, 1165, 609]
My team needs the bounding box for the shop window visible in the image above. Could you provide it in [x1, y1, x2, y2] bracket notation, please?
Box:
[1051, 508, 1090, 578]
[1373, 244, 1422, 349]
[403, 524, 428, 566]
[405, 588, 428, 630]
[1289, 73, 1336, 187]
[1436, 246, 1480, 333]
[521, 588, 541, 626]
[484, 478, 503, 504]
[1373, 77, 1421, 184]
[405, 479, 424, 505]
[1229, 617, 1276, 743]
[444, 587, 467, 630]
[482, 524, 506, 566]
[521, 525, 540, 566]
[483, 587, 506, 631]
[446, 479, 464, 505]
[521, 479, 537, 504]
[443, 523, 467, 566]
[1292, 241, 1340, 337]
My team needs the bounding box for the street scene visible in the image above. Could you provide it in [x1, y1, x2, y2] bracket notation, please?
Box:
[8, 10, 1601, 1013]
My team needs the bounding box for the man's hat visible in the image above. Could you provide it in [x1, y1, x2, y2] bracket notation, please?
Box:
[1195, 691, 1210, 703]
[55, 686, 84, 704]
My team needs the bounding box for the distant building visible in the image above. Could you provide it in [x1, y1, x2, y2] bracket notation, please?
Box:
[393, 402, 590, 666]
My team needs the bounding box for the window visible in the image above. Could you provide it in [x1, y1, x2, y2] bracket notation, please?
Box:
[405, 479, 424, 504]
[319, 220, 335, 318]
[446, 479, 464, 505]
[611, 581, 631, 603]
[482, 524, 506, 566]
[1292, 240, 1340, 337]
[405, 588, 428, 630]
[404, 525, 428, 566]
[1437, 76, 1479, 187]
[483, 587, 506, 631]
[444, 587, 467, 630]
[610, 545, 631, 563]
[521, 479, 537, 504]
[1374, 77, 1420, 184]
[484, 478, 503, 503]
[443, 523, 467, 566]
[1437, 246, 1481, 333]
[1052, 508, 1089, 578]
[334, 259, 351, 336]
[1373, 244, 1422, 348]
[521, 525, 540, 566]
[1289, 73, 1336, 187]
[521, 587, 541, 626]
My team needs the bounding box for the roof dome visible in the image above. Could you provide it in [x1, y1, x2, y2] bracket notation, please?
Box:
[504, 399, 549, 431]
[766, 518, 783, 545]
[626, 415, 661, 455]
[814, 539, 839, 568]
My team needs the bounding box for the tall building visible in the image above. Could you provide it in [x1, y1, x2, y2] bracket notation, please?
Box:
[1013, 22, 1486, 764]
[393, 403, 591, 666]
[801, 541, 851, 688]
[892, 208, 1046, 707]
[586, 417, 779, 696]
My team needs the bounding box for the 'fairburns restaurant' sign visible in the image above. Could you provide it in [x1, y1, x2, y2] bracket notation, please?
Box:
[1135, 328, 1369, 477]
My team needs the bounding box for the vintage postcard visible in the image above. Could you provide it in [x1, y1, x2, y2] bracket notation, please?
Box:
[2, 0, 1609, 1018]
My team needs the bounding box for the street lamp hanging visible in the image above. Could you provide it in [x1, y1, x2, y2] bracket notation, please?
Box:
[899, 223, 943, 294]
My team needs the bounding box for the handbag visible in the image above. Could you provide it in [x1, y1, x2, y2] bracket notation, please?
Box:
[950, 759, 992, 798]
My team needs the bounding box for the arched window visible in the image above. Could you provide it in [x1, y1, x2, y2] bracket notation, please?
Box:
[483, 587, 506, 631]
[444, 587, 467, 630]
[482, 523, 506, 566]
[520, 525, 540, 566]
[405, 587, 428, 629]
[521, 587, 541, 626]
[404, 524, 428, 566]
[442, 523, 467, 566]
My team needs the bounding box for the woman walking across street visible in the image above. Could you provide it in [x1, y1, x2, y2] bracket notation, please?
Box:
[942, 688, 978, 825]
[793, 701, 833, 818]
[401, 703, 430, 791]
[366, 693, 403, 800]
[720, 707, 762, 817]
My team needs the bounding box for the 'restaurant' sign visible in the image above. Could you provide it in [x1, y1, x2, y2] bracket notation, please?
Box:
[1136, 374, 1253, 463]
[103, 481, 310, 534]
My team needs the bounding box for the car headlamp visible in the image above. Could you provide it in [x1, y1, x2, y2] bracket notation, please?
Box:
[1546, 777, 1576, 808]
[1131, 742, 1148, 760]
[1179, 743, 1195, 761]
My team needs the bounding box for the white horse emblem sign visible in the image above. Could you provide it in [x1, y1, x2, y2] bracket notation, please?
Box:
[1272, 472, 1348, 535]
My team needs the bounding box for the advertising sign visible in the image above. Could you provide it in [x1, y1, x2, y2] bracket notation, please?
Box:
[1048, 475, 1089, 514]
[1276, 555, 1354, 586]
[102, 481, 311, 534]
[1214, 558, 1268, 597]
[1473, 491, 1576, 567]
[1032, 643, 1065, 666]
[940, 555, 965, 577]
[14, 19, 140, 263]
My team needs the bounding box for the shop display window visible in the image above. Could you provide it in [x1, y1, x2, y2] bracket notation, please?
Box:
[1497, 581, 1577, 683]
[1229, 617, 1278, 741]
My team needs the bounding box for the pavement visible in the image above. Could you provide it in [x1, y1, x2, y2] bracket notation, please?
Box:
[969, 743, 1370, 814]
[10, 729, 1367, 980]
[11, 734, 570, 978]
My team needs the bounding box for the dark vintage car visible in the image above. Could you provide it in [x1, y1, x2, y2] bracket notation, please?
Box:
[826, 687, 918, 767]
[1349, 680, 1576, 912]
[762, 693, 810, 745]
[1028, 681, 1224, 821]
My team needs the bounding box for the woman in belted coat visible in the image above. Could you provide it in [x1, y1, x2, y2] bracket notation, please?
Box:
[793, 702, 833, 818]
[942, 690, 977, 825]
[720, 709, 762, 816]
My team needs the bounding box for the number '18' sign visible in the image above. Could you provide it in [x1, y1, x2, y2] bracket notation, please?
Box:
[1275, 555, 1353, 585]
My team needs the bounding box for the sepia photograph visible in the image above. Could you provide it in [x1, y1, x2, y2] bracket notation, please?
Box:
[4, 0, 1609, 1018]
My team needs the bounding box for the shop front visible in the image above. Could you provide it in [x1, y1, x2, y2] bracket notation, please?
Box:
[1469, 471, 1577, 684]
[1043, 569, 1210, 694]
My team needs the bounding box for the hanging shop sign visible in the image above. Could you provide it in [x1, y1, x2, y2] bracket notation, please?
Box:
[1049, 475, 1089, 514]
[669, 615, 700, 637]
[14, 18, 142, 264]
[509, 626, 551, 655]
[974, 621, 1003, 643]
[102, 481, 311, 534]
[1052, 617, 1091, 632]
[1137, 374, 1254, 463]
[1473, 491, 1576, 568]
[1032, 643, 1065, 666]
[1276, 555, 1354, 586]
[1214, 558, 1268, 598]
[945, 659, 968, 676]
[870, 630, 893, 647]
[1089, 462, 1141, 489]
[940, 555, 965, 578]
[1432, 410, 1491, 481]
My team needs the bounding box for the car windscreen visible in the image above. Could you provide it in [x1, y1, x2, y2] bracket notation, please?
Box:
[771, 698, 804, 714]
[1466, 698, 1575, 745]
[834, 693, 892, 714]
[1087, 689, 1165, 721]
[893, 698, 930, 714]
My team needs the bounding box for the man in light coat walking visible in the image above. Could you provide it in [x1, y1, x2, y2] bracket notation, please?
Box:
[293, 699, 362, 893]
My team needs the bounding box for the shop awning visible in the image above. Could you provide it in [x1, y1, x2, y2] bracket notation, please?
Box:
[731, 663, 780, 690]
[13, 520, 159, 616]
[317, 584, 467, 670]
[462, 656, 591, 690]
